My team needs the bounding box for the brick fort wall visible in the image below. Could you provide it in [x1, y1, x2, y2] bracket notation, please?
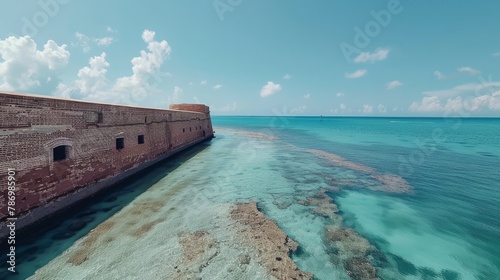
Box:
[0, 91, 214, 235]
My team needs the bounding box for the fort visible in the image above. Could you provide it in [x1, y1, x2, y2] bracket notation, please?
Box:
[0, 91, 214, 238]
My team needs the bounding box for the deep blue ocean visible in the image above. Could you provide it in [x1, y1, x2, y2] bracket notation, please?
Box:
[3, 117, 499, 280]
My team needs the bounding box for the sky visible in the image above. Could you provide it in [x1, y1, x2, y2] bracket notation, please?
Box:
[0, 0, 500, 116]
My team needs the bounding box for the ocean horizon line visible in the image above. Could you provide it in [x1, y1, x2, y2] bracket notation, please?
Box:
[212, 115, 500, 119]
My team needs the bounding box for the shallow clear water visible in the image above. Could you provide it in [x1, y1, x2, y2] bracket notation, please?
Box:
[3, 117, 500, 279]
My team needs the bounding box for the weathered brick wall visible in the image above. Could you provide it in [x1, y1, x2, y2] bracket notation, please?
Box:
[0, 91, 213, 224]
[169, 104, 210, 114]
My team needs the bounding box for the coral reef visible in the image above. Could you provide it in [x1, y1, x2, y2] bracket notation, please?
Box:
[301, 190, 380, 280]
[231, 202, 313, 280]
[215, 127, 278, 140]
[308, 149, 412, 193]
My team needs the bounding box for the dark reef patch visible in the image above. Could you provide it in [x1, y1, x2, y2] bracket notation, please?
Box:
[293, 245, 306, 258]
[419, 267, 439, 279]
[441, 269, 460, 280]
[344, 257, 379, 280]
[390, 254, 417, 276]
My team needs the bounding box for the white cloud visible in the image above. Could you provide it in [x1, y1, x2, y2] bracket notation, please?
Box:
[409, 93, 500, 113]
[387, 80, 402, 90]
[458, 66, 481, 76]
[336, 92, 345, 97]
[106, 26, 116, 33]
[443, 97, 464, 112]
[200, 80, 207, 85]
[57, 30, 172, 104]
[354, 49, 389, 63]
[213, 84, 223, 90]
[434, 70, 446, 80]
[110, 30, 171, 102]
[96, 37, 114, 46]
[331, 103, 350, 114]
[168, 86, 182, 104]
[362, 104, 373, 113]
[291, 105, 307, 114]
[214, 102, 238, 113]
[345, 69, 367, 79]
[193, 96, 200, 104]
[303, 93, 311, 99]
[378, 104, 387, 113]
[75, 32, 91, 52]
[71, 52, 109, 97]
[409, 96, 442, 112]
[423, 82, 500, 98]
[392, 106, 399, 112]
[141, 30, 156, 43]
[493, 52, 500, 58]
[260, 81, 282, 97]
[0, 36, 70, 92]
[75, 32, 114, 52]
[456, 95, 493, 111]
[283, 74, 291, 80]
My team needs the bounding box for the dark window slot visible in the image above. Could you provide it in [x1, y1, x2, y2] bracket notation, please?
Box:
[116, 138, 125, 150]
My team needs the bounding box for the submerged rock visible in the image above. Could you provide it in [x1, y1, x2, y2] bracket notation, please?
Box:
[325, 226, 372, 257]
[300, 189, 339, 219]
[307, 149, 412, 193]
[323, 223, 380, 280]
[231, 202, 313, 280]
[272, 197, 294, 209]
[345, 257, 379, 280]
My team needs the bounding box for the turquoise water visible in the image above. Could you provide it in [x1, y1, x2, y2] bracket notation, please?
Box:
[3, 117, 500, 279]
[213, 117, 500, 279]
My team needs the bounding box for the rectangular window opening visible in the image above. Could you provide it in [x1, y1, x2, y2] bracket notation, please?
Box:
[138, 135, 145, 144]
[116, 138, 125, 150]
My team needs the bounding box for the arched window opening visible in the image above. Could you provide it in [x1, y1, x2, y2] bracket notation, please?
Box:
[53, 145, 68, 161]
